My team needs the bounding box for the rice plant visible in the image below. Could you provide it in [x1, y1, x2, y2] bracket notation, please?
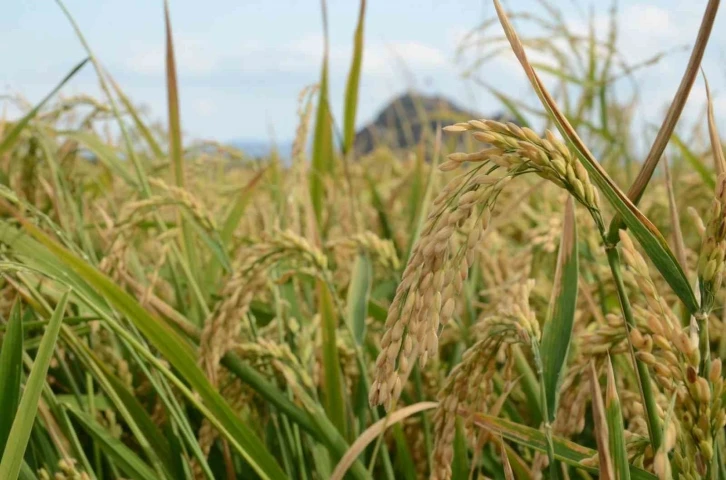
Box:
[0, 0, 724, 479]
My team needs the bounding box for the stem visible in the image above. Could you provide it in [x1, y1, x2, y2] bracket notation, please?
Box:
[605, 245, 663, 451]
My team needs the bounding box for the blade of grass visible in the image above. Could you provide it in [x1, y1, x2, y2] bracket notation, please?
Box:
[34, 132, 97, 262]
[55, 0, 152, 194]
[347, 253, 372, 346]
[408, 153, 425, 230]
[310, 0, 335, 226]
[185, 215, 231, 273]
[589, 362, 614, 480]
[540, 197, 578, 421]
[0, 292, 69, 480]
[531, 339, 559, 480]
[330, 402, 436, 480]
[342, 0, 366, 155]
[391, 424, 417, 480]
[532, 198, 578, 480]
[606, 0, 720, 243]
[605, 242, 663, 449]
[164, 0, 184, 188]
[0, 302, 23, 454]
[472, 414, 656, 480]
[66, 407, 157, 480]
[0, 59, 88, 156]
[606, 357, 631, 480]
[164, 1, 203, 306]
[319, 280, 347, 437]
[451, 422, 468, 480]
[19, 461, 38, 480]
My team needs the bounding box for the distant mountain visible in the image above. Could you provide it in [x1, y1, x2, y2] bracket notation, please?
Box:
[353, 91, 509, 156]
[224, 91, 509, 161]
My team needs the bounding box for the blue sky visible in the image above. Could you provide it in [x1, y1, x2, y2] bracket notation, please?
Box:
[1, 1, 725, 146]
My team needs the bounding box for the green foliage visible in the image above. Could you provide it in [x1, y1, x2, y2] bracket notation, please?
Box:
[0, 1, 724, 480]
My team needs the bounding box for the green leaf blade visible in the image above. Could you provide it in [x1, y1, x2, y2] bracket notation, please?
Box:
[347, 253, 372, 345]
[606, 359, 631, 480]
[67, 407, 158, 480]
[342, 0, 366, 154]
[0, 291, 69, 480]
[320, 281, 347, 437]
[310, 1, 335, 226]
[0, 302, 24, 454]
[540, 198, 578, 422]
[473, 414, 656, 480]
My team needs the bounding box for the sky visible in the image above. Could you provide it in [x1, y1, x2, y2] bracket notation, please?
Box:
[1, 1, 725, 147]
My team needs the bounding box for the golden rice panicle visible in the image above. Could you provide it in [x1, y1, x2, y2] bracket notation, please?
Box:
[329, 231, 400, 270]
[430, 337, 499, 480]
[618, 230, 680, 331]
[430, 280, 539, 480]
[194, 371, 249, 476]
[697, 172, 726, 313]
[149, 177, 217, 232]
[578, 313, 629, 356]
[272, 228, 328, 271]
[443, 119, 600, 212]
[353, 231, 400, 270]
[368, 166, 510, 410]
[199, 228, 328, 386]
[198, 268, 261, 386]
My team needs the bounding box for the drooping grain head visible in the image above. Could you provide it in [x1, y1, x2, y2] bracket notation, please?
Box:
[368, 166, 509, 410]
[430, 279, 540, 480]
[444, 120, 600, 213]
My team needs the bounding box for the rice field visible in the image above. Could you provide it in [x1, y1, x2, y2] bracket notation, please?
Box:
[0, 1, 725, 479]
